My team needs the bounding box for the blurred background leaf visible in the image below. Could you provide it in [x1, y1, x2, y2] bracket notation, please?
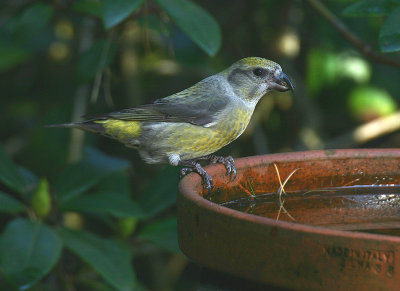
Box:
[0, 144, 25, 194]
[379, 6, 400, 52]
[138, 217, 180, 253]
[102, 0, 145, 29]
[155, 0, 221, 56]
[342, 0, 400, 17]
[58, 227, 136, 291]
[0, 219, 62, 290]
[138, 166, 180, 218]
[53, 147, 130, 204]
[0, 190, 25, 214]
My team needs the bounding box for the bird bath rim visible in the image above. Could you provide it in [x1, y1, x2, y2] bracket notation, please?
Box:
[177, 149, 400, 290]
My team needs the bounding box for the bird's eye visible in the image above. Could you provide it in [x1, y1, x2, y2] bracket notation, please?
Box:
[253, 67, 265, 77]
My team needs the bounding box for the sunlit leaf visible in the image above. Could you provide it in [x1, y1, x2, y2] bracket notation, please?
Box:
[138, 217, 180, 253]
[58, 228, 136, 291]
[0, 219, 62, 290]
[343, 0, 400, 17]
[139, 166, 179, 218]
[102, 0, 145, 29]
[155, 0, 221, 56]
[0, 143, 25, 194]
[0, 190, 25, 214]
[348, 86, 396, 121]
[379, 6, 400, 52]
[31, 178, 51, 218]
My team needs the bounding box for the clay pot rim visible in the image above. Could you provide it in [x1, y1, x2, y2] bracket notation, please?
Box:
[178, 148, 400, 243]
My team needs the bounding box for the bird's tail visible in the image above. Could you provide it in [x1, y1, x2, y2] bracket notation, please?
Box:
[45, 120, 106, 134]
[46, 119, 142, 146]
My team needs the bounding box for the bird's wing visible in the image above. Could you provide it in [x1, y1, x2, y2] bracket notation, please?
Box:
[87, 80, 230, 126]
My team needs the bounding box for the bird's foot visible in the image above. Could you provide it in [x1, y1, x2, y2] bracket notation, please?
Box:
[179, 161, 213, 191]
[206, 155, 237, 180]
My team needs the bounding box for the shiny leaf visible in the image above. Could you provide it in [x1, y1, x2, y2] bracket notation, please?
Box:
[102, 0, 145, 29]
[58, 228, 136, 291]
[343, 0, 400, 17]
[138, 217, 180, 253]
[155, 0, 221, 56]
[0, 219, 62, 290]
[61, 192, 145, 218]
[379, 6, 400, 52]
[54, 147, 130, 204]
[0, 190, 25, 214]
[0, 143, 24, 194]
[139, 166, 179, 218]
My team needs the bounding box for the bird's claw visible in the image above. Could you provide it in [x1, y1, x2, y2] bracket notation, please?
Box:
[180, 167, 193, 179]
[209, 155, 237, 180]
[179, 165, 214, 191]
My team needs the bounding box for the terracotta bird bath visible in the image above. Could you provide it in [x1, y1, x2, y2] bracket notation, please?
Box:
[178, 149, 400, 290]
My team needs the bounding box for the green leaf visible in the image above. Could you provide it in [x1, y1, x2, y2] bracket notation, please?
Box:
[0, 143, 25, 194]
[348, 86, 396, 120]
[0, 219, 62, 290]
[72, 0, 103, 17]
[83, 147, 130, 171]
[139, 166, 179, 218]
[155, 0, 222, 56]
[54, 147, 130, 204]
[31, 178, 51, 218]
[138, 217, 180, 253]
[0, 44, 30, 72]
[61, 192, 145, 218]
[95, 171, 131, 197]
[76, 39, 116, 84]
[58, 228, 136, 291]
[380, 6, 400, 52]
[18, 166, 39, 190]
[343, 0, 400, 17]
[0, 190, 25, 214]
[0, 3, 53, 71]
[102, 0, 145, 29]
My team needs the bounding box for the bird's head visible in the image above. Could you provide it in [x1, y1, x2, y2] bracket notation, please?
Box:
[224, 57, 294, 104]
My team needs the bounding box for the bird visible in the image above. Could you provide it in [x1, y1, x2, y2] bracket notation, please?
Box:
[49, 57, 293, 190]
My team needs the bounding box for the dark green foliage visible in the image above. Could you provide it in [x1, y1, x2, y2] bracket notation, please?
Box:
[58, 228, 136, 290]
[1, 0, 400, 289]
[0, 219, 63, 289]
[155, 0, 221, 56]
[0, 145, 178, 290]
[343, 0, 400, 52]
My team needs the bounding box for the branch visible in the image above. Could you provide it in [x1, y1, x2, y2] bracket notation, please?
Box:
[325, 111, 400, 149]
[305, 0, 400, 69]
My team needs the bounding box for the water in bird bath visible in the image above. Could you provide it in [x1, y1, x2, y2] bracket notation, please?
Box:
[219, 184, 400, 236]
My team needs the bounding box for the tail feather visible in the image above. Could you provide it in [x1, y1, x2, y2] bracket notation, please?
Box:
[46, 121, 105, 134]
[47, 119, 141, 146]
[45, 123, 77, 128]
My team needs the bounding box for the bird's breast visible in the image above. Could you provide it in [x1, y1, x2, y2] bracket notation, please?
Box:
[214, 106, 253, 144]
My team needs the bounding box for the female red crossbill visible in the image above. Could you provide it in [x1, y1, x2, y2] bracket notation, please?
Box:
[50, 57, 293, 190]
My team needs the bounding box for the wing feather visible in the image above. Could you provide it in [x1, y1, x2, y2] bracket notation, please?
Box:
[85, 77, 229, 126]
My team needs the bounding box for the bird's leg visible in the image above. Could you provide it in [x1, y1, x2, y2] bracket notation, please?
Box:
[196, 155, 237, 179]
[178, 160, 213, 190]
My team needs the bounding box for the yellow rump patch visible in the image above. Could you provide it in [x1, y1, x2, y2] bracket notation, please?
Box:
[95, 119, 141, 140]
